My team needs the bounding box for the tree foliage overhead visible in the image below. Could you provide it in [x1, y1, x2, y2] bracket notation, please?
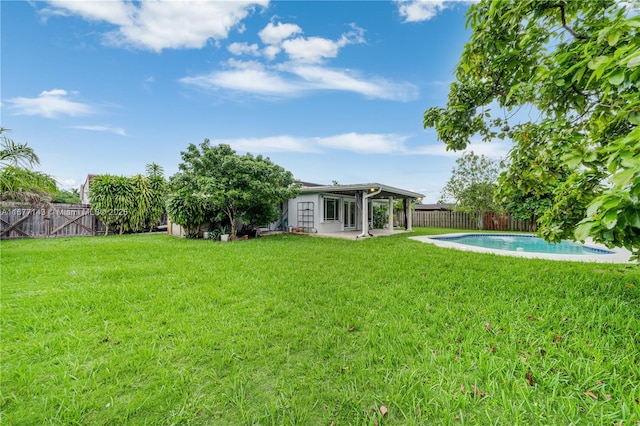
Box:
[439, 151, 501, 230]
[495, 123, 573, 228]
[424, 0, 640, 259]
[169, 140, 300, 238]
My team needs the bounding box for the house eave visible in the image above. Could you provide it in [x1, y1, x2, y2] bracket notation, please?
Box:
[299, 183, 424, 200]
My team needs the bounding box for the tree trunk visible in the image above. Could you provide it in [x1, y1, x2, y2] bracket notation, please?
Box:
[477, 212, 484, 230]
[225, 208, 236, 240]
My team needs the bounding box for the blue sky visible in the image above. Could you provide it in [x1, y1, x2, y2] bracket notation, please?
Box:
[2, 0, 510, 203]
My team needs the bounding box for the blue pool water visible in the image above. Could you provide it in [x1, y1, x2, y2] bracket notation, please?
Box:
[431, 234, 614, 255]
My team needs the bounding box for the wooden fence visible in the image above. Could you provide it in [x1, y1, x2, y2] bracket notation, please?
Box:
[0, 203, 106, 239]
[396, 210, 533, 232]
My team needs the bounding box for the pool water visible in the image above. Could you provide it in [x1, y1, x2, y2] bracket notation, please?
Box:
[431, 234, 614, 255]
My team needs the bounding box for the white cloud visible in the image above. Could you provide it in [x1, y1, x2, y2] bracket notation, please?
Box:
[394, 0, 474, 23]
[215, 136, 319, 153]
[258, 21, 302, 45]
[286, 65, 418, 101]
[228, 42, 260, 56]
[281, 25, 364, 64]
[262, 45, 281, 60]
[315, 133, 410, 154]
[6, 89, 92, 118]
[179, 18, 411, 101]
[182, 59, 418, 101]
[209, 132, 508, 158]
[69, 125, 127, 136]
[211, 132, 411, 155]
[42, 0, 269, 52]
[42, 0, 133, 25]
[55, 177, 78, 187]
[180, 61, 302, 97]
[281, 36, 342, 64]
[415, 139, 510, 158]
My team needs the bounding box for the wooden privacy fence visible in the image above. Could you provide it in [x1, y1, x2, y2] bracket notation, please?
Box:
[396, 210, 533, 232]
[0, 203, 106, 239]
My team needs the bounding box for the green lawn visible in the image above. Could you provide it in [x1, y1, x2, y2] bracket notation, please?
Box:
[1, 230, 639, 425]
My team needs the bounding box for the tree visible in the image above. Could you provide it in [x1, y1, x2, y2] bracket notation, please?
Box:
[0, 128, 39, 168]
[89, 174, 135, 235]
[424, 0, 639, 259]
[144, 163, 167, 232]
[439, 152, 501, 229]
[89, 168, 167, 235]
[495, 123, 573, 230]
[169, 140, 300, 238]
[53, 188, 81, 204]
[0, 128, 57, 204]
[166, 191, 214, 238]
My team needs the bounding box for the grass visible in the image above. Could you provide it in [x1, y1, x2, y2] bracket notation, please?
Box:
[1, 229, 639, 425]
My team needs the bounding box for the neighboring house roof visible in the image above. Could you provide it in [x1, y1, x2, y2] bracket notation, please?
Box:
[415, 203, 451, 211]
[299, 183, 424, 200]
[296, 180, 326, 187]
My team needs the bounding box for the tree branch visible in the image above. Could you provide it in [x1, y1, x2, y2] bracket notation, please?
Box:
[553, 3, 587, 40]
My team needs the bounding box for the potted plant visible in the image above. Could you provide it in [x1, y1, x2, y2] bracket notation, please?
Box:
[219, 225, 230, 242]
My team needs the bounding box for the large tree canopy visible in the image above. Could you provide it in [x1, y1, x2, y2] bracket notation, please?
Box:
[169, 141, 299, 238]
[424, 0, 639, 259]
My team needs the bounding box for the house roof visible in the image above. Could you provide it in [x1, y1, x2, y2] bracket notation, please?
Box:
[415, 203, 451, 211]
[299, 183, 424, 200]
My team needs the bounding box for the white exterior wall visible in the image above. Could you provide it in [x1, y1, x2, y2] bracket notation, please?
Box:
[288, 193, 360, 234]
[288, 194, 319, 231]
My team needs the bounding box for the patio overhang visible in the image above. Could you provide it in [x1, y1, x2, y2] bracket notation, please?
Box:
[299, 183, 424, 201]
[300, 183, 424, 236]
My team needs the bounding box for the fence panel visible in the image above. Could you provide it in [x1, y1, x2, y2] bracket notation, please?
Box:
[396, 210, 531, 232]
[1, 203, 99, 239]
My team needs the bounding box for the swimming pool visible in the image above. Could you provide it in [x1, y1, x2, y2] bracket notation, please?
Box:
[409, 233, 632, 263]
[431, 234, 614, 255]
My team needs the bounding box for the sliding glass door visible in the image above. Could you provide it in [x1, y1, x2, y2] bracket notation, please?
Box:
[343, 200, 356, 229]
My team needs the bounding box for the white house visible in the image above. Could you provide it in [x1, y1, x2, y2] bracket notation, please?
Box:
[79, 174, 97, 205]
[272, 182, 424, 238]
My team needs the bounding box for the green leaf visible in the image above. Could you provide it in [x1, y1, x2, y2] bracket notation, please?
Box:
[608, 69, 625, 85]
[627, 210, 640, 228]
[587, 56, 607, 70]
[628, 55, 640, 68]
[561, 152, 582, 169]
[626, 52, 640, 68]
[626, 16, 640, 28]
[611, 169, 636, 187]
[607, 31, 621, 46]
[602, 210, 618, 230]
[586, 199, 604, 217]
[574, 221, 593, 241]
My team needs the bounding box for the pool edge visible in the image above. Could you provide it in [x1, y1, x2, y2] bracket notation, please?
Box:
[410, 233, 635, 264]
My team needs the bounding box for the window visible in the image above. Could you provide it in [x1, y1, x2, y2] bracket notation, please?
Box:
[323, 197, 339, 221]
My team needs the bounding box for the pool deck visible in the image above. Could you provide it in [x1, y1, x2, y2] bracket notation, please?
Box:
[410, 233, 635, 264]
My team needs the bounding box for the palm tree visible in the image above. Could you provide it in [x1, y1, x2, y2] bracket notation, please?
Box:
[0, 128, 40, 168]
[0, 128, 57, 204]
[145, 162, 164, 179]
